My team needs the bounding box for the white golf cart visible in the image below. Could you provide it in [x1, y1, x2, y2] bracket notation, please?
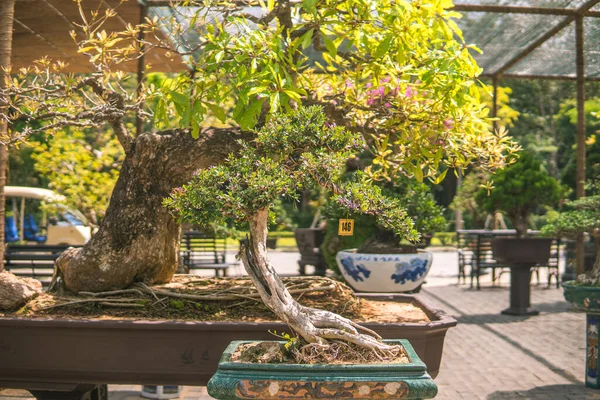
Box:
[5, 186, 92, 245]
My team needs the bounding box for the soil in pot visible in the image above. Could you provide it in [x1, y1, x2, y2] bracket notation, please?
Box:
[232, 340, 410, 365]
[0, 275, 430, 325]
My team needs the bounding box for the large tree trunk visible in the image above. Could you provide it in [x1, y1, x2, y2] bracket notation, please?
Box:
[0, 0, 15, 270]
[55, 127, 243, 293]
[238, 208, 397, 354]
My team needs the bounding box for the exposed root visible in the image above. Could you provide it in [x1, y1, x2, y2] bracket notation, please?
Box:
[233, 340, 409, 365]
[39, 297, 141, 311]
[295, 340, 407, 364]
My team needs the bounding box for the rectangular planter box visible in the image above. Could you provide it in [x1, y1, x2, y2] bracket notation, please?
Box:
[0, 294, 455, 391]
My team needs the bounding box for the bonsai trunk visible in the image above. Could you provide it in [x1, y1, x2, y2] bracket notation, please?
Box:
[511, 214, 529, 238]
[54, 127, 244, 293]
[239, 208, 396, 353]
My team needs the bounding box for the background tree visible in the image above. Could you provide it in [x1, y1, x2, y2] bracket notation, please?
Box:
[1, 0, 517, 292]
[31, 129, 124, 225]
[475, 152, 563, 237]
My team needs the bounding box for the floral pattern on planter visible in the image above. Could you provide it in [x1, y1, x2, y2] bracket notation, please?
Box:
[589, 314, 599, 386]
[391, 259, 428, 284]
[336, 250, 433, 293]
[340, 257, 371, 282]
[235, 380, 410, 399]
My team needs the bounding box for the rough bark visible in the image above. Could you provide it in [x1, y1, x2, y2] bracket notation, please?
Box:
[55, 127, 245, 293]
[239, 208, 398, 353]
[0, 0, 15, 270]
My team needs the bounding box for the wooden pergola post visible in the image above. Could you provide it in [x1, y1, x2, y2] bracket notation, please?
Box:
[0, 0, 15, 270]
[576, 15, 586, 275]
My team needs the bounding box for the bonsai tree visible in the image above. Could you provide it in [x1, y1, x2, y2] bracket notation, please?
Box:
[166, 106, 418, 352]
[542, 183, 600, 284]
[0, 0, 518, 292]
[475, 152, 563, 237]
[322, 174, 447, 273]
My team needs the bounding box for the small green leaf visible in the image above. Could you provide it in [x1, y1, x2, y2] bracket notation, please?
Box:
[321, 32, 337, 57]
[374, 37, 392, 59]
[301, 29, 314, 50]
[238, 99, 264, 130]
[208, 103, 227, 123]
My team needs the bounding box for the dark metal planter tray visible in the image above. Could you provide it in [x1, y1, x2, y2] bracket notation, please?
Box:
[0, 294, 456, 392]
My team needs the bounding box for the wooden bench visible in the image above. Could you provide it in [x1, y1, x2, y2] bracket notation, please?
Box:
[5, 244, 78, 287]
[180, 231, 236, 277]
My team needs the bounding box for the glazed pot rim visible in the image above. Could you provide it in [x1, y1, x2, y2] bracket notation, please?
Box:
[216, 339, 427, 372]
[562, 280, 600, 291]
[338, 248, 431, 256]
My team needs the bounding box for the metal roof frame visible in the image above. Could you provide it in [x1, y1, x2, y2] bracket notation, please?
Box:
[451, 0, 600, 273]
[452, 0, 600, 81]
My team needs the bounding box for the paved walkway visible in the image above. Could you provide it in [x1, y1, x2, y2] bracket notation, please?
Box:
[1, 250, 598, 399]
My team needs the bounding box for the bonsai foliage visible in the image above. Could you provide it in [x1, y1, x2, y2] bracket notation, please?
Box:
[542, 182, 600, 283]
[475, 152, 563, 237]
[166, 106, 416, 352]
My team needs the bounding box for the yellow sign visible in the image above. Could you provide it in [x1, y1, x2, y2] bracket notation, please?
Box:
[338, 219, 355, 236]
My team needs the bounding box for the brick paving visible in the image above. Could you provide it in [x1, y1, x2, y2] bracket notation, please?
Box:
[2, 250, 599, 399]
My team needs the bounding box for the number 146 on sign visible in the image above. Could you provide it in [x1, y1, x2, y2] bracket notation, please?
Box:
[338, 219, 354, 236]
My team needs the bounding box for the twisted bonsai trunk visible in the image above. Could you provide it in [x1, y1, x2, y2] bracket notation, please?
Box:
[54, 127, 244, 293]
[580, 234, 600, 285]
[239, 208, 397, 353]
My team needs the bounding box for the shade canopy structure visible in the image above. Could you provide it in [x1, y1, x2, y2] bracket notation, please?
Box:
[10, 0, 600, 79]
[9, 0, 599, 273]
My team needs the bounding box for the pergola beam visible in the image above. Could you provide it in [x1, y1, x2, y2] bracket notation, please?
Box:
[490, 0, 600, 77]
[452, 4, 600, 17]
[480, 73, 600, 82]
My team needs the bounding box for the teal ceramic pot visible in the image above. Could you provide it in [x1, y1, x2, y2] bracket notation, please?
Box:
[562, 281, 600, 314]
[207, 339, 438, 399]
[562, 281, 600, 389]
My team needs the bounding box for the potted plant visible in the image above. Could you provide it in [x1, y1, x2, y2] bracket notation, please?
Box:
[323, 174, 447, 293]
[166, 107, 443, 397]
[475, 151, 563, 315]
[542, 183, 600, 388]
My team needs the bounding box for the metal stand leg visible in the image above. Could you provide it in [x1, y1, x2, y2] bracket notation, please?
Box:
[501, 264, 539, 316]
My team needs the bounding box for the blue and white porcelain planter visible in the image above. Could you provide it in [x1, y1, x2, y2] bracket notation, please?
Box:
[336, 249, 433, 293]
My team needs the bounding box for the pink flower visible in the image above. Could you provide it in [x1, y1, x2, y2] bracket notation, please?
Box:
[332, 99, 338, 105]
[366, 82, 372, 88]
[384, 102, 391, 108]
[367, 97, 375, 106]
[405, 86, 414, 98]
[380, 76, 391, 83]
[443, 119, 454, 130]
[345, 79, 354, 88]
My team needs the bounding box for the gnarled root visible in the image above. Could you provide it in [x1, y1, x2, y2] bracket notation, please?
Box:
[240, 209, 400, 358]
